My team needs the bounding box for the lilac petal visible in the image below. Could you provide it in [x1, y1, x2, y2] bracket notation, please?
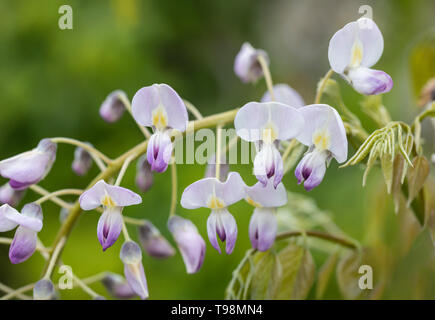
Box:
[249, 208, 277, 251]
[220, 209, 237, 254]
[99, 90, 127, 123]
[72, 144, 93, 176]
[132, 84, 188, 132]
[146, 131, 173, 173]
[245, 180, 287, 208]
[0, 204, 20, 232]
[135, 155, 154, 192]
[124, 262, 148, 300]
[79, 180, 106, 210]
[181, 172, 246, 209]
[168, 215, 205, 274]
[97, 207, 123, 251]
[295, 151, 328, 191]
[0, 140, 57, 190]
[328, 18, 384, 73]
[104, 184, 142, 207]
[253, 143, 283, 187]
[261, 84, 305, 108]
[0, 203, 42, 232]
[234, 102, 304, 142]
[9, 226, 37, 264]
[0, 183, 26, 207]
[347, 67, 393, 95]
[296, 104, 348, 163]
[102, 273, 136, 299]
[138, 221, 175, 259]
[206, 211, 221, 254]
[234, 42, 269, 83]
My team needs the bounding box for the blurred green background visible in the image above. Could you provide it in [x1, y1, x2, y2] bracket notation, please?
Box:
[0, 0, 435, 299]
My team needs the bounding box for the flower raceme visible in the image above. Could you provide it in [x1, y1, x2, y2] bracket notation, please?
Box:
[328, 17, 393, 95]
[234, 42, 269, 83]
[79, 180, 142, 251]
[245, 180, 287, 251]
[234, 102, 304, 188]
[0, 203, 43, 264]
[132, 83, 188, 173]
[295, 104, 348, 191]
[0, 139, 57, 190]
[181, 172, 246, 254]
[168, 215, 206, 274]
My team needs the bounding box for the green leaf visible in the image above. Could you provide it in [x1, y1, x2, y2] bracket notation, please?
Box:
[250, 251, 276, 299]
[336, 250, 363, 300]
[381, 152, 394, 193]
[407, 156, 430, 208]
[392, 154, 405, 213]
[315, 252, 339, 299]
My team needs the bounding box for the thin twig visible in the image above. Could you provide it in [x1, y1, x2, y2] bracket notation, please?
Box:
[257, 55, 275, 100]
[30, 185, 73, 210]
[35, 189, 83, 205]
[118, 92, 152, 139]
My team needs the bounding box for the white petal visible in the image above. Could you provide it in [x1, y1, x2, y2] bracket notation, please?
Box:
[261, 84, 305, 108]
[245, 181, 287, 208]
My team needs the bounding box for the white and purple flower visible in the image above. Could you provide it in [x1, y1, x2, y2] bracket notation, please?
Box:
[181, 172, 245, 254]
[245, 180, 287, 251]
[328, 18, 393, 95]
[99, 90, 127, 123]
[138, 220, 175, 259]
[119, 241, 148, 300]
[261, 83, 305, 108]
[168, 215, 206, 274]
[132, 84, 188, 173]
[0, 139, 57, 190]
[295, 104, 347, 191]
[79, 180, 142, 251]
[234, 102, 304, 188]
[234, 42, 269, 83]
[0, 203, 43, 264]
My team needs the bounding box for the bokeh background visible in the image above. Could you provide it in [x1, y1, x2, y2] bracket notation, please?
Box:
[1, 0, 435, 299]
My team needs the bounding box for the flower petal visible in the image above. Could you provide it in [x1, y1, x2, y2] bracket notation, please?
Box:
[102, 273, 136, 299]
[135, 155, 154, 192]
[234, 42, 269, 83]
[253, 143, 284, 188]
[132, 84, 188, 132]
[234, 102, 304, 142]
[220, 209, 237, 254]
[206, 211, 220, 253]
[146, 131, 173, 173]
[295, 151, 328, 191]
[99, 90, 127, 123]
[97, 207, 123, 251]
[347, 67, 393, 95]
[245, 180, 287, 208]
[104, 184, 142, 207]
[261, 83, 305, 108]
[124, 263, 148, 300]
[0, 204, 19, 232]
[138, 221, 175, 259]
[9, 226, 37, 264]
[0, 203, 43, 232]
[249, 208, 277, 251]
[296, 104, 348, 163]
[0, 183, 25, 207]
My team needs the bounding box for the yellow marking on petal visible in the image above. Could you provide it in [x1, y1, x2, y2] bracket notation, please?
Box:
[245, 196, 262, 208]
[152, 106, 168, 131]
[101, 195, 116, 208]
[262, 122, 278, 144]
[207, 196, 226, 210]
[313, 130, 331, 151]
[350, 39, 363, 68]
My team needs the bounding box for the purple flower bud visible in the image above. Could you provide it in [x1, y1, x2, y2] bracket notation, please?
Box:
[168, 215, 205, 274]
[135, 155, 154, 192]
[102, 273, 136, 299]
[138, 221, 175, 259]
[147, 131, 173, 173]
[234, 42, 269, 83]
[33, 279, 57, 300]
[0, 139, 57, 190]
[249, 208, 277, 251]
[347, 67, 393, 95]
[207, 209, 237, 254]
[99, 90, 127, 123]
[204, 154, 229, 182]
[72, 144, 93, 176]
[120, 241, 149, 300]
[0, 183, 25, 207]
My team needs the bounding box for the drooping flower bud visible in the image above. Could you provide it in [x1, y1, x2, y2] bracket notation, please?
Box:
[101, 273, 136, 299]
[234, 42, 269, 83]
[33, 279, 57, 300]
[135, 155, 154, 192]
[99, 90, 127, 123]
[120, 241, 149, 300]
[138, 221, 175, 259]
[72, 144, 93, 176]
[0, 183, 26, 207]
[168, 215, 206, 274]
[0, 139, 57, 190]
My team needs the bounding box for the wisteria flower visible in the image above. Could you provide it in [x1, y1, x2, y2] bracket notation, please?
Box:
[181, 172, 245, 254]
[234, 102, 304, 187]
[135, 155, 154, 192]
[328, 18, 393, 95]
[132, 83, 188, 173]
[72, 144, 93, 176]
[119, 241, 148, 300]
[0, 203, 43, 264]
[0, 183, 26, 207]
[261, 83, 305, 108]
[0, 139, 57, 190]
[79, 180, 142, 251]
[245, 180, 287, 251]
[33, 279, 57, 300]
[234, 42, 269, 83]
[99, 90, 127, 123]
[102, 273, 136, 299]
[138, 220, 175, 259]
[168, 215, 205, 274]
[295, 104, 347, 191]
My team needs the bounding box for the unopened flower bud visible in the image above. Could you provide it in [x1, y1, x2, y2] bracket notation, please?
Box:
[101, 273, 136, 299]
[135, 155, 153, 192]
[33, 279, 56, 300]
[99, 90, 127, 123]
[72, 144, 93, 176]
[120, 241, 148, 299]
[0, 183, 25, 207]
[138, 221, 175, 259]
[234, 42, 269, 83]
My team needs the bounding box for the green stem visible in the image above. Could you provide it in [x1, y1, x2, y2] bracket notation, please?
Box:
[314, 69, 334, 104]
[275, 230, 358, 250]
[169, 160, 178, 217]
[51, 137, 112, 165]
[30, 185, 73, 210]
[35, 189, 83, 205]
[257, 55, 275, 100]
[184, 99, 204, 120]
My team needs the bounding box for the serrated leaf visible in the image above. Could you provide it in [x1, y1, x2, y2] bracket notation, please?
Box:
[315, 252, 338, 299]
[407, 156, 430, 208]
